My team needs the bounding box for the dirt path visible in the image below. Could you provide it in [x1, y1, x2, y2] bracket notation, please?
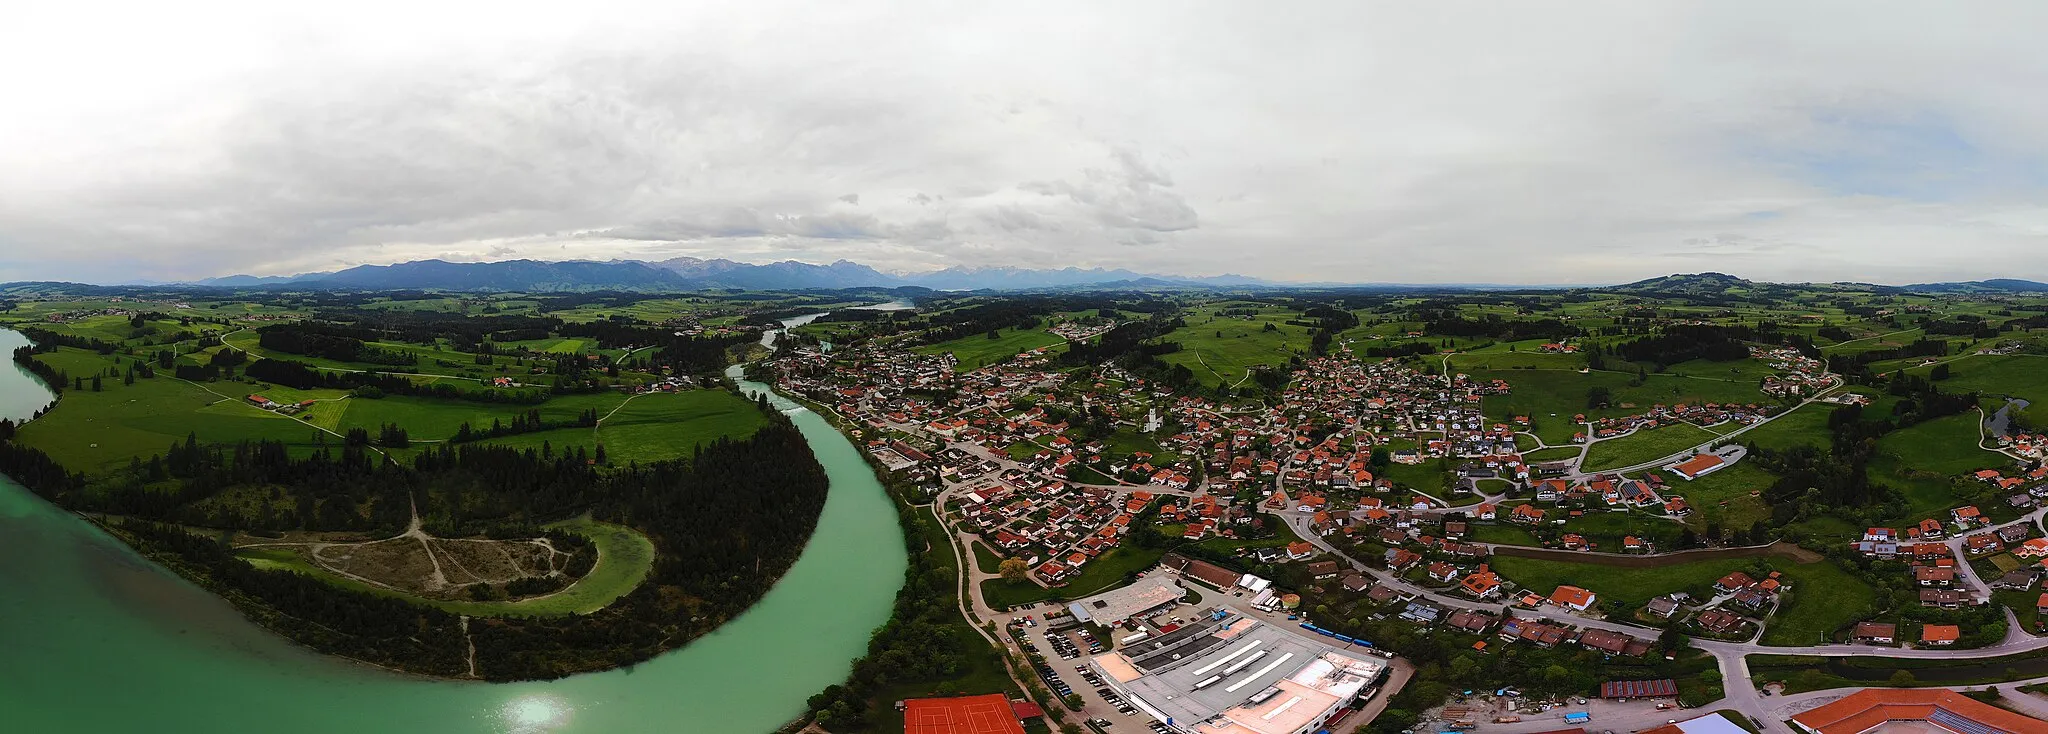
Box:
[460, 616, 478, 678]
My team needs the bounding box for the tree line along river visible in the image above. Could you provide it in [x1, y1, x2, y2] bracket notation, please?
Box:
[0, 326, 907, 733]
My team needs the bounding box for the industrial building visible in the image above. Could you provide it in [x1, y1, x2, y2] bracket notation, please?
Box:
[1087, 610, 1387, 734]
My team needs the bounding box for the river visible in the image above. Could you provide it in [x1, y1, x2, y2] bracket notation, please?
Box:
[0, 328, 907, 733]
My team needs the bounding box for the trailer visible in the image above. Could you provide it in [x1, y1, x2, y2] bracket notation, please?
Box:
[1564, 712, 1591, 725]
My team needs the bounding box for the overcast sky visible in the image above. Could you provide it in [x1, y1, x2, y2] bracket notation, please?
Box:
[4, 1, 2048, 285]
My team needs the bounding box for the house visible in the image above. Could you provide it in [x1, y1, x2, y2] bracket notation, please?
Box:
[1386, 548, 1423, 571]
[1919, 589, 1963, 608]
[1622, 535, 1644, 552]
[1399, 601, 1445, 626]
[1427, 561, 1461, 583]
[1920, 624, 1960, 646]
[1645, 596, 1682, 619]
[1460, 565, 1502, 598]
[1994, 569, 2037, 590]
[1667, 452, 1727, 481]
[1305, 560, 1341, 580]
[1579, 629, 1632, 654]
[2017, 538, 2048, 558]
[1340, 572, 1373, 593]
[1853, 621, 1896, 644]
[1695, 609, 1744, 635]
[1729, 587, 1774, 613]
[1511, 504, 1547, 524]
[1550, 585, 1598, 612]
[1915, 567, 1955, 586]
[1445, 610, 1497, 634]
[1285, 541, 1315, 560]
[1715, 572, 1755, 594]
[1952, 506, 1985, 527]
[2038, 592, 2048, 616]
[1966, 533, 2004, 555]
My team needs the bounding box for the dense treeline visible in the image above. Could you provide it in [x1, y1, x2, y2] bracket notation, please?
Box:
[1613, 324, 1754, 365]
[450, 408, 597, 443]
[243, 357, 549, 404]
[16, 326, 120, 354]
[256, 322, 416, 365]
[1423, 315, 1580, 341]
[303, 310, 561, 349]
[12, 345, 65, 394]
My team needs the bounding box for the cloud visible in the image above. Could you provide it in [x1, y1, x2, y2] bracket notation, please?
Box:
[4, 1, 2048, 284]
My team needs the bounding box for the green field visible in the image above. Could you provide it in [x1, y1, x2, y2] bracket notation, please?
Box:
[313, 392, 633, 441]
[1471, 368, 1765, 444]
[1661, 461, 1777, 531]
[233, 515, 653, 617]
[1488, 555, 1759, 606]
[1581, 423, 1718, 472]
[1866, 411, 2003, 519]
[479, 389, 769, 465]
[1758, 559, 1878, 646]
[16, 349, 338, 472]
[1557, 510, 1686, 551]
[1159, 307, 1315, 388]
[1907, 355, 2048, 404]
[916, 327, 1066, 372]
[1740, 404, 1833, 452]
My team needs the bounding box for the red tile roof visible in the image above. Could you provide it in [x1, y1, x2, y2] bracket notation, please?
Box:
[1789, 688, 2048, 734]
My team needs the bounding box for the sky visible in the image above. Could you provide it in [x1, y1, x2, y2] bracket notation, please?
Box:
[5, 1, 2048, 286]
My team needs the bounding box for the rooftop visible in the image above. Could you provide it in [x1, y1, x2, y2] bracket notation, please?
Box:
[1098, 617, 1384, 734]
[1067, 574, 1188, 625]
[1790, 688, 2048, 734]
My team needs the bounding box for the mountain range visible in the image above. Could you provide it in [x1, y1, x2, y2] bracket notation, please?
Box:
[78, 261, 2048, 295]
[181, 258, 1272, 292]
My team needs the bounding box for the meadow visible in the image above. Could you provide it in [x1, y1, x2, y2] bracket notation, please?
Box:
[916, 327, 1066, 372]
[1580, 422, 1718, 472]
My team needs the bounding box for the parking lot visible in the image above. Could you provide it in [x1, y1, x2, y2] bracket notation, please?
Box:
[1001, 604, 1176, 733]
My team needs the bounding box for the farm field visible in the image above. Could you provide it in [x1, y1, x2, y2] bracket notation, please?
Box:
[1159, 307, 1315, 388]
[1906, 355, 2048, 404]
[916, 327, 1066, 372]
[1740, 403, 1834, 452]
[315, 392, 634, 441]
[1581, 423, 1718, 472]
[15, 349, 338, 472]
[478, 389, 768, 465]
[1865, 411, 2003, 520]
[1471, 368, 1765, 444]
